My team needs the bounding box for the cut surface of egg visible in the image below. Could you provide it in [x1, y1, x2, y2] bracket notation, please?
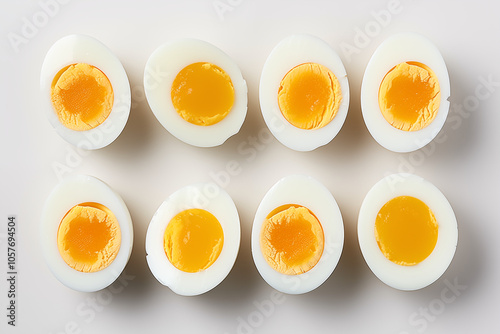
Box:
[41, 175, 133, 292]
[358, 173, 458, 290]
[361, 33, 450, 152]
[251, 175, 344, 294]
[144, 39, 247, 147]
[40, 34, 131, 149]
[146, 183, 240, 296]
[259, 34, 349, 151]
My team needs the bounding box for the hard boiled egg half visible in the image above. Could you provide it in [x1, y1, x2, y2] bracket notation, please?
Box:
[358, 173, 458, 290]
[146, 183, 241, 296]
[41, 175, 134, 292]
[259, 34, 350, 151]
[144, 39, 248, 147]
[251, 175, 344, 294]
[361, 33, 450, 152]
[40, 34, 131, 149]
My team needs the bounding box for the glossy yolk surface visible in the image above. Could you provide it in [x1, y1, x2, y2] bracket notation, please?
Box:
[260, 204, 324, 275]
[164, 209, 224, 273]
[375, 196, 438, 266]
[171, 62, 235, 126]
[51, 63, 114, 131]
[278, 63, 342, 130]
[57, 202, 121, 273]
[378, 62, 440, 131]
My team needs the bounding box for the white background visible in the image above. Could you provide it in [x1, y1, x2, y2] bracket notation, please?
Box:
[1, 0, 499, 333]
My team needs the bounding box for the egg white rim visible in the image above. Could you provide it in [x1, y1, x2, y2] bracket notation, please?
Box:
[357, 173, 458, 291]
[40, 174, 134, 292]
[145, 183, 241, 296]
[360, 32, 451, 153]
[251, 175, 344, 294]
[259, 34, 350, 152]
[144, 38, 248, 148]
[40, 34, 131, 150]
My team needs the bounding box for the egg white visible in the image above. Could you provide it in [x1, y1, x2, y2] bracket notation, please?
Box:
[144, 38, 248, 147]
[259, 34, 350, 152]
[251, 175, 344, 294]
[361, 32, 451, 153]
[40, 34, 131, 150]
[358, 173, 458, 291]
[145, 183, 241, 296]
[40, 175, 134, 292]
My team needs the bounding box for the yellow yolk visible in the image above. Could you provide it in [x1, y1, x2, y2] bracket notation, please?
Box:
[375, 196, 438, 266]
[378, 62, 441, 131]
[164, 209, 224, 273]
[51, 63, 114, 131]
[260, 204, 324, 275]
[171, 62, 235, 126]
[57, 202, 121, 273]
[278, 63, 342, 130]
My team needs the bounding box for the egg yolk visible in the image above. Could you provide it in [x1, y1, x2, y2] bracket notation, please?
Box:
[260, 204, 324, 275]
[375, 196, 438, 266]
[378, 62, 440, 131]
[164, 208, 224, 273]
[278, 63, 342, 130]
[171, 62, 235, 126]
[57, 202, 121, 273]
[51, 63, 114, 131]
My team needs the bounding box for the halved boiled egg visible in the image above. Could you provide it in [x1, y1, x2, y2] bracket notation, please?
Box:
[251, 175, 344, 294]
[40, 34, 131, 149]
[144, 39, 248, 147]
[259, 34, 350, 151]
[358, 173, 458, 290]
[361, 33, 450, 152]
[41, 175, 134, 292]
[145, 183, 241, 296]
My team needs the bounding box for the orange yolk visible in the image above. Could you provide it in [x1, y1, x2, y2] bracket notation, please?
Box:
[260, 204, 324, 275]
[378, 62, 440, 131]
[171, 62, 235, 126]
[164, 209, 224, 273]
[375, 196, 438, 266]
[51, 63, 114, 131]
[57, 202, 121, 273]
[278, 63, 342, 130]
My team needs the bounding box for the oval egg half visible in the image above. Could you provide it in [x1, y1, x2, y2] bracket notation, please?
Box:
[259, 34, 350, 151]
[358, 173, 458, 290]
[144, 38, 248, 147]
[145, 183, 241, 296]
[41, 175, 134, 292]
[251, 175, 344, 294]
[40, 34, 131, 150]
[361, 32, 450, 152]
